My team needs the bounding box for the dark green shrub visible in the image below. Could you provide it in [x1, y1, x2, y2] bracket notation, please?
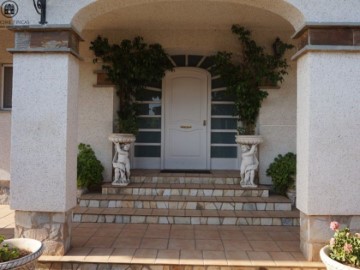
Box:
[77, 143, 104, 191]
[266, 152, 296, 195]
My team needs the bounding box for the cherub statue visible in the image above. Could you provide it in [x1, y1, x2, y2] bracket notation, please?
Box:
[240, 144, 259, 187]
[112, 142, 131, 186]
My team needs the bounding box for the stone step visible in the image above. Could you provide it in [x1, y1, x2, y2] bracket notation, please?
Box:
[73, 207, 300, 226]
[102, 183, 269, 197]
[130, 169, 241, 185]
[79, 193, 291, 211]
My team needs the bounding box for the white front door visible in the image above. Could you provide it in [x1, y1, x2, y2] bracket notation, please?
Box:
[163, 68, 210, 169]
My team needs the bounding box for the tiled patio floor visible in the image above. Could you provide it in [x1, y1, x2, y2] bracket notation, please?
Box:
[0, 205, 325, 268]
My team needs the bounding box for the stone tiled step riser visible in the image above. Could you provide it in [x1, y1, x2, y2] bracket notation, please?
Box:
[130, 176, 239, 184]
[79, 199, 291, 211]
[102, 187, 269, 197]
[38, 263, 325, 270]
[73, 213, 299, 226]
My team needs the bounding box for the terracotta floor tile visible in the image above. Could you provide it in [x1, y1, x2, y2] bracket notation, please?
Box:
[291, 251, 307, 261]
[180, 250, 203, 265]
[84, 236, 116, 248]
[194, 225, 219, 231]
[276, 240, 301, 252]
[92, 228, 122, 238]
[124, 223, 149, 230]
[168, 239, 195, 250]
[147, 224, 171, 230]
[63, 247, 92, 261]
[155, 249, 180, 264]
[195, 230, 220, 240]
[244, 231, 272, 241]
[112, 237, 142, 249]
[219, 230, 247, 240]
[269, 251, 298, 266]
[143, 229, 170, 238]
[131, 249, 158, 264]
[85, 248, 113, 262]
[141, 238, 169, 249]
[268, 231, 299, 241]
[170, 229, 194, 239]
[196, 239, 224, 251]
[120, 229, 146, 238]
[72, 227, 98, 236]
[108, 248, 136, 263]
[171, 224, 194, 230]
[250, 241, 281, 252]
[247, 251, 276, 266]
[222, 240, 252, 251]
[203, 250, 227, 265]
[71, 236, 90, 247]
[225, 250, 251, 266]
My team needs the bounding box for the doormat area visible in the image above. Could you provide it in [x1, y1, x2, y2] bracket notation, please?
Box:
[161, 170, 211, 174]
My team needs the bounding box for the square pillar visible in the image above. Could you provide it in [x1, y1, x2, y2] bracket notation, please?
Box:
[9, 27, 81, 255]
[296, 51, 360, 260]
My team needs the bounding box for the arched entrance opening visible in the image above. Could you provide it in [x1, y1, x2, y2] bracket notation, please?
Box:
[73, 0, 299, 184]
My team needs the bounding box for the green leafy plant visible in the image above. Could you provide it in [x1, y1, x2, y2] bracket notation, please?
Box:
[0, 235, 20, 262]
[266, 152, 296, 195]
[90, 36, 173, 134]
[211, 25, 293, 135]
[328, 221, 360, 267]
[77, 143, 104, 190]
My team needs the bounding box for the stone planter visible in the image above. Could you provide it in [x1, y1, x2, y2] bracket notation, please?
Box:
[109, 133, 136, 186]
[0, 238, 44, 270]
[320, 246, 358, 270]
[235, 135, 263, 188]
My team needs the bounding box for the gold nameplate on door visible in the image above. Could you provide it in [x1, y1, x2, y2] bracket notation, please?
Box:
[180, 125, 192, 129]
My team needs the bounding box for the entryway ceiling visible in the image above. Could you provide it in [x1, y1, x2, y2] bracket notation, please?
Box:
[84, 1, 293, 31]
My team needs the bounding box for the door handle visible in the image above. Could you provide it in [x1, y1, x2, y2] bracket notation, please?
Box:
[180, 125, 192, 129]
[203, 120, 206, 126]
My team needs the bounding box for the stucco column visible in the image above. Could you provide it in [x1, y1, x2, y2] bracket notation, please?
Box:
[294, 26, 360, 260]
[9, 27, 81, 255]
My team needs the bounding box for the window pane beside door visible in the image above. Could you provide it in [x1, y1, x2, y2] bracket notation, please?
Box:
[2, 66, 13, 109]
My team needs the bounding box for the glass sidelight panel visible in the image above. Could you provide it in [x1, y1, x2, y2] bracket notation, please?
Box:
[211, 118, 237, 129]
[135, 145, 161, 157]
[136, 132, 161, 143]
[138, 104, 162, 116]
[137, 118, 161, 129]
[211, 146, 237, 158]
[136, 89, 162, 101]
[211, 104, 236, 115]
[211, 132, 237, 144]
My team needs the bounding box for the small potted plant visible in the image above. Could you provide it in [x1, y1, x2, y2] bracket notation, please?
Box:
[0, 235, 43, 269]
[320, 221, 360, 270]
[77, 143, 104, 196]
[266, 152, 296, 205]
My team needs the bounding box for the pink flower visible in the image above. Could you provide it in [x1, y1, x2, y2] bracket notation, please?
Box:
[344, 243, 353, 253]
[330, 221, 340, 231]
[330, 238, 336, 247]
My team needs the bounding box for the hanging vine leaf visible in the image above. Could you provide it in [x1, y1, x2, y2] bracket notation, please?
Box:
[211, 25, 294, 135]
[90, 36, 173, 134]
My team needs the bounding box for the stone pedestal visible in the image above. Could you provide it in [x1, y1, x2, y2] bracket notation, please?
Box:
[15, 210, 72, 256]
